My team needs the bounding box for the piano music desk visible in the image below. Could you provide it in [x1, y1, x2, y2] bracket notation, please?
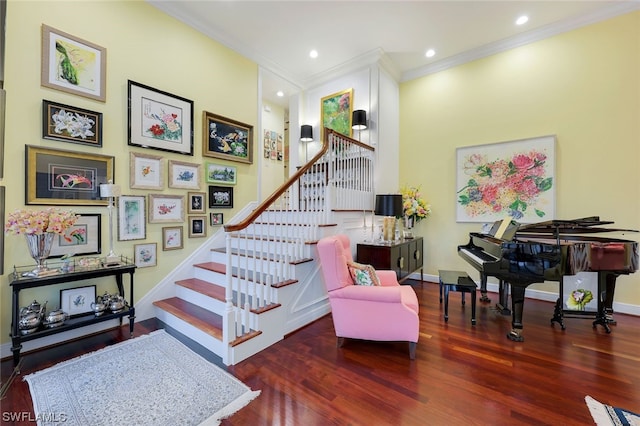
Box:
[438, 270, 478, 325]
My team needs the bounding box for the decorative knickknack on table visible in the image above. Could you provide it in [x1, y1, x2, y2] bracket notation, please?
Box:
[4, 208, 79, 276]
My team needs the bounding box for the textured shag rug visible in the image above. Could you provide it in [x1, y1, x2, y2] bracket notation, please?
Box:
[24, 330, 260, 426]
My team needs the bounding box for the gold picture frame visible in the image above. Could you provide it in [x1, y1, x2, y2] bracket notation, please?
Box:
[41, 24, 107, 102]
[320, 88, 353, 143]
[203, 111, 253, 164]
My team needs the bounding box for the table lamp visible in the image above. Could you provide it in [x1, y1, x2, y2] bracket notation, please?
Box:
[374, 194, 403, 241]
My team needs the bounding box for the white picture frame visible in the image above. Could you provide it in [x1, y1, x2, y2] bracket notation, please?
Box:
[130, 152, 163, 190]
[118, 195, 146, 240]
[134, 243, 157, 268]
[169, 160, 202, 189]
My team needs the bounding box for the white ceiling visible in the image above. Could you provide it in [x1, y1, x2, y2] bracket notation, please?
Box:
[148, 1, 638, 109]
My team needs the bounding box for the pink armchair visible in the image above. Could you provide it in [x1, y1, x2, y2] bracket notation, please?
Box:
[317, 235, 420, 359]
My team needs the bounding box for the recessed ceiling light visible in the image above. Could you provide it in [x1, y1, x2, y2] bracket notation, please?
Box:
[516, 15, 529, 25]
[276, 90, 284, 97]
[425, 49, 436, 58]
[309, 49, 318, 59]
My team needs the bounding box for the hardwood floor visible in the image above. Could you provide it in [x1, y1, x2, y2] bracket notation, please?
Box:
[2, 280, 639, 425]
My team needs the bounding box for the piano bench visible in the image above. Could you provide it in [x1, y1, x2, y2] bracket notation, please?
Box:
[439, 270, 478, 325]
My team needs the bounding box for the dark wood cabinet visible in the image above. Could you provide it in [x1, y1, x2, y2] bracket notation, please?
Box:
[356, 237, 423, 283]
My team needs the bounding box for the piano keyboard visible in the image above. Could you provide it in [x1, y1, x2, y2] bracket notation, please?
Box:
[460, 248, 498, 265]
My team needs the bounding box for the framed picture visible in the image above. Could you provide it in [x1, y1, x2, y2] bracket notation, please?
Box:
[210, 212, 223, 226]
[130, 152, 163, 190]
[203, 111, 253, 164]
[162, 226, 183, 251]
[41, 24, 106, 102]
[0, 186, 4, 275]
[208, 186, 233, 208]
[187, 191, 206, 214]
[168, 160, 202, 189]
[25, 145, 114, 206]
[128, 80, 194, 155]
[42, 100, 103, 147]
[49, 213, 101, 258]
[148, 194, 185, 223]
[60, 285, 96, 317]
[134, 243, 157, 268]
[1, 89, 6, 179]
[118, 195, 146, 240]
[188, 216, 207, 238]
[205, 162, 236, 185]
[321, 88, 353, 142]
[456, 135, 556, 223]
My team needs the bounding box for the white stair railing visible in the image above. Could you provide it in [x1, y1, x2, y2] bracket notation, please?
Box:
[222, 129, 375, 344]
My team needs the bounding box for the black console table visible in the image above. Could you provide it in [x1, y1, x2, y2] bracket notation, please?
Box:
[9, 258, 136, 364]
[356, 237, 423, 284]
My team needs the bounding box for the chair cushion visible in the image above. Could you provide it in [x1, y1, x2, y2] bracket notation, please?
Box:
[347, 261, 380, 286]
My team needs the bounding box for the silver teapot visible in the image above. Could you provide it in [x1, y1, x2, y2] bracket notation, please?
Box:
[43, 309, 67, 328]
[108, 295, 127, 313]
[90, 300, 107, 316]
[18, 300, 47, 334]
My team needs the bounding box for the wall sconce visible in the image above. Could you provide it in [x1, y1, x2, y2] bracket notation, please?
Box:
[99, 180, 121, 265]
[374, 194, 402, 241]
[352, 109, 367, 141]
[300, 124, 313, 162]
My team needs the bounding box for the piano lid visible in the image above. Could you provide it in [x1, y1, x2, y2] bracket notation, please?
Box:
[517, 216, 638, 235]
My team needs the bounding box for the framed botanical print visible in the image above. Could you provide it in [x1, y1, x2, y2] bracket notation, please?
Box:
[168, 160, 202, 189]
[187, 192, 206, 214]
[41, 24, 107, 102]
[118, 195, 146, 240]
[208, 186, 233, 208]
[188, 216, 207, 238]
[134, 243, 157, 268]
[206, 162, 236, 185]
[25, 145, 114, 206]
[203, 111, 253, 164]
[60, 285, 96, 317]
[148, 194, 185, 223]
[321, 88, 353, 142]
[130, 152, 163, 190]
[128, 80, 194, 155]
[162, 226, 183, 251]
[42, 100, 103, 147]
[210, 212, 223, 226]
[49, 213, 101, 258]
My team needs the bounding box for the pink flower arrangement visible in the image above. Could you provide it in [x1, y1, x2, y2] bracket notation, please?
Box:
[400, 186, 431, 223]
[4, 208, 79, 236]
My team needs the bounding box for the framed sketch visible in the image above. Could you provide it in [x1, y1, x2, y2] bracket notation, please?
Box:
[118, 195, 146, 240]
[134, 243, 157, 268]
[187, 191, 206, 214]
[60, 285, 96, 317]
[210, 212, 223, 226]
[42, 100, 102, 147]
[130, 152, 163, 190]
[205, 162, 236, 185]
[50, 213, 101, 258]
[456, 135, 556, 223]
[148, 194, 185, 223]
[41, 24, 106, 102]
[208, 186, 233, 208]
[128, 80, 194, 155]
[203, 111, 253, 164]
[188, 216, 207, 238]
[168, 160, 202, 189]
[25, 145, 114, 206]
[321, 88, 353, 142]
[162, 226, 183, 251]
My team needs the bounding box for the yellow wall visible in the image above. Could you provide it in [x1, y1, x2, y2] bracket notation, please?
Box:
[1, 0, 258, 344]
[400, 11, 640, 305]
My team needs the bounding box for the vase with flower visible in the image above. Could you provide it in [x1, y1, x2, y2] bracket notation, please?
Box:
[400, 186, 432, 237]
[5, 208, 78, 275]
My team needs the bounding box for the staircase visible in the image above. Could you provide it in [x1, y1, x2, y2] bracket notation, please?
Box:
[151, 130, 375, 365]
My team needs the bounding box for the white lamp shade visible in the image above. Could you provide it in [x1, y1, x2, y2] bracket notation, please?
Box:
[100, 183, 121, 198]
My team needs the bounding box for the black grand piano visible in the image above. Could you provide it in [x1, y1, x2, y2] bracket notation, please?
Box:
[458, 217, 638, 341]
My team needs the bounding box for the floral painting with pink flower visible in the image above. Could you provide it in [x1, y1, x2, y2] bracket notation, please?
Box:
[456, 136, 556, 223]
[142, 99, 183, 142]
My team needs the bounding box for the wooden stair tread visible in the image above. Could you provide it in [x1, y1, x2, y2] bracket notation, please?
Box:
[175, 278, 225, 301]
[194, 261, 226, 273]
[153, 297, 223, 340]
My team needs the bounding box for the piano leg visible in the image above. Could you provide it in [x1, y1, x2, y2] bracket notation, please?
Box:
[550, 277, 566, 329]
[507, 284, 527, 342]
[496, 280, 511, 315]
[479, 273, 491, 303]
[593, 272, 618, 333]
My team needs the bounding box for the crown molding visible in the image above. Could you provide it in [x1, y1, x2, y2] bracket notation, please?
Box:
[402, 1, 640, 82]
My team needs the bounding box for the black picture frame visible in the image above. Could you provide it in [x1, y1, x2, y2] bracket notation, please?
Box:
[25, 145, 114, 205]
[42, 100, 103, 147]
[208, 185, 233, 208]
[49, 213, 102, 258]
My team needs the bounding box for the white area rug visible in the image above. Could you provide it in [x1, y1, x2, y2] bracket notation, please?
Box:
[586, 395, 640, 426]
[24, 330, 259, 426]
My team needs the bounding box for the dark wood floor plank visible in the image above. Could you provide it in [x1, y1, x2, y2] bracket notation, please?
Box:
[2, 280, 640, 426]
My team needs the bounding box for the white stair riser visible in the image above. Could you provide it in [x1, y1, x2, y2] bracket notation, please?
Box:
[229, 239, 310, 258]
[175, 285, 226, 314]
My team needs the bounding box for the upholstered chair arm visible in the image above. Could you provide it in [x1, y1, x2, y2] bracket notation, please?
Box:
[375, 270, 400, 286]
[330, 285, 403, 303]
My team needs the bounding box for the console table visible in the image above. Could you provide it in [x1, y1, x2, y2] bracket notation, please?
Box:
[356, 237, 423, 284]
[9, 258, 136, 364]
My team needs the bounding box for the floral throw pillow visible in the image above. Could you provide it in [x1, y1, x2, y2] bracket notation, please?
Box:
[347, 261, 380, 286]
